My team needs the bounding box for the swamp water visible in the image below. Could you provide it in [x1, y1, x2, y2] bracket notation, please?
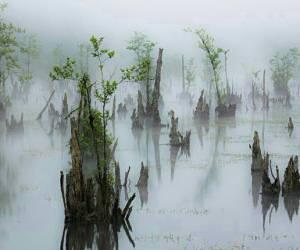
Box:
[1, 96, 300, 250]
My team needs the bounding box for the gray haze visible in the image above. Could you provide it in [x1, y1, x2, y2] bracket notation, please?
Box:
[6, 0, 300, 87]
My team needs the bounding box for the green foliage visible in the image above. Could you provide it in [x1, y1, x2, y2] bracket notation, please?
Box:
[126, 32, 155, 84]
[90, 36, 115, 69]
[79, 106, 112, 161]
[270, 48, 300, 92]
[186, 27, 223, 103]
[0, 3, 24, 94]
[120, 59, 151, 82]
[49, 57, 79, 81]
[127, 32, 155, 61]
[89, 35, 120, 107]
[18, 34, 39, 90]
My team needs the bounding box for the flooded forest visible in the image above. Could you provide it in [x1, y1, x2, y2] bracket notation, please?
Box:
[2, 0, 300, 249]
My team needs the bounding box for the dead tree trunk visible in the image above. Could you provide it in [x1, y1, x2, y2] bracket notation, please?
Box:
[151, 48, 163, 126]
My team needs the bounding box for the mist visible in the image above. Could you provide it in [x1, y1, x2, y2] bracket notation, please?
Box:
[2, 1, 300, 250]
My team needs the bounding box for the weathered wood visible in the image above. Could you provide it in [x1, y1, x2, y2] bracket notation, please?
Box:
[123, 166, 131, 187]
[122, 193, 136, 218]
[60, 171, 67, 214]
[194, 89, 209, 121]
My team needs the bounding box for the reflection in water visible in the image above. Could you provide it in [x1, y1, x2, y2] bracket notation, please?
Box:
[170, 145, 180, 181]
[61, 202, 136, 250]
[194, 122, 204, 147]
[196, 122, 226, 201]
[61, 223, 118, 250]
[137, 185, 148, 208]
[261, 192, 279, 234]
[0, 161, 16, 218]
[132, 128, 142, 153]
[152, 128, 161, 182]
[251, 171, 263, 208]
[284, 194, 299, 222]
[194, 120, 209, 148]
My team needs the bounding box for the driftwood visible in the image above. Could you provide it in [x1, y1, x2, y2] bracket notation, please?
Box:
[36, 90, 55, 120]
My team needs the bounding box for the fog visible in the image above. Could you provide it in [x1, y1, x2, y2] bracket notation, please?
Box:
[6, 0, 300, 82]
[2, 1, 300, 250]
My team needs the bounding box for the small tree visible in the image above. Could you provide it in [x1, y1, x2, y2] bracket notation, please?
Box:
[127, 32, 155, 113]
[19, 34, 39, 94]
[270, 48, 300, 95]
[185, 57, 196, 91]
[186, 27, 224, 105]
[0, 3, 24, 101]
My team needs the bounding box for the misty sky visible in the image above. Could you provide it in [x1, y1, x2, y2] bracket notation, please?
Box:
[5, 0, 300, 87]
